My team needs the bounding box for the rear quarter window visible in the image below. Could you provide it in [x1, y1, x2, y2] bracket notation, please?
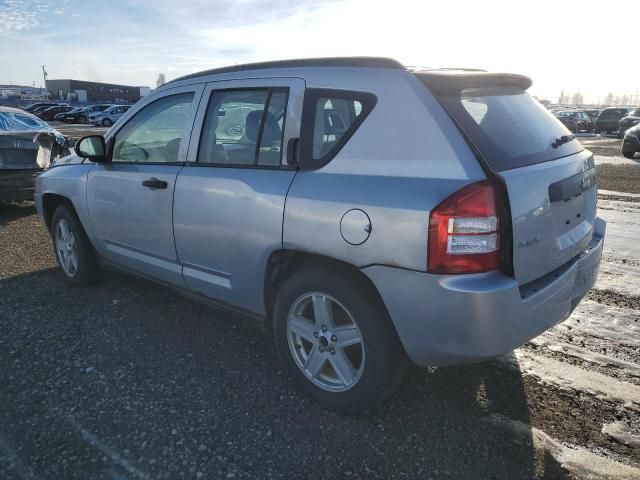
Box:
[436, 86, 583, 171]
[300, 88, 376, 169]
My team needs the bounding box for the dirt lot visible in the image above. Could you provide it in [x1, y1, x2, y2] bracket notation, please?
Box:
[0, 146, 639, 479]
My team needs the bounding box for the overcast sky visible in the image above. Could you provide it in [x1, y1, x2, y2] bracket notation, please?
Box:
[1, 0, 638, 102]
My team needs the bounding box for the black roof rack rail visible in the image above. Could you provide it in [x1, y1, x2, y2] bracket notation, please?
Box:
[167, 57, 405, 84]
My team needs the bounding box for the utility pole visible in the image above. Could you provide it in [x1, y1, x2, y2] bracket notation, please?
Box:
[42, 65, 48, 98]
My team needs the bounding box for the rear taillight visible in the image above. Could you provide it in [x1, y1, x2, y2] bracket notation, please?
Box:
[428, 180, 500, 274]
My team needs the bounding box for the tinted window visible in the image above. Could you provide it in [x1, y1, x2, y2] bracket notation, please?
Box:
[113, 92, 194, 163]
[198, 89, 288, 167]
[301, 89, 376, 168]
[438, 86, 583, 171]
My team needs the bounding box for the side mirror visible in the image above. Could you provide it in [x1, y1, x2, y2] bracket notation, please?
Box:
[74, 135, 109, 163]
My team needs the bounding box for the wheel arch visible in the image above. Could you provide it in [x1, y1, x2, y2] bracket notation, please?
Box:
[263, 250, 392, 328]
[42, 193, 78, 233]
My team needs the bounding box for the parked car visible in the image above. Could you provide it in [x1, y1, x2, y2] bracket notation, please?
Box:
[583, 109, 601, 123]
[622, 123, 640, 159]
[617, 107, 640, 139]
[35, 58, 605, 414]
[23, 102, 61, 113]
[58, 107, 83, 122]
[36, 105, 75, 121]
[89, 105, 131, 126]
[594, 107, 635, 134]
[0, 106, 65, 202]
[62, 105, 111, 124]
[554, 110, 593, 132]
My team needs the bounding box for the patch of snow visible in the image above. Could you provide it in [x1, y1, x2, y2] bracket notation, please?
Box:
[562, 301, 640, 350]
[596, 263, 640, 297]
[502, 351, 640, 411]
[602, 422, 640, 449]
[599, 189, 640, 200]
[529, 337, 640, 379]
[485, 413, 640, 480]
[598, 206, 640, 263]
[594, 155, 639, 166]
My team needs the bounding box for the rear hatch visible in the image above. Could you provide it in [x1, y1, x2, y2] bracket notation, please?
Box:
[0, 134, 39, 169]
[416, 72, 598, 285]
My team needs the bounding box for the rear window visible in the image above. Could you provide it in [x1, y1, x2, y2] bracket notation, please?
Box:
[436, 86, 583, 171]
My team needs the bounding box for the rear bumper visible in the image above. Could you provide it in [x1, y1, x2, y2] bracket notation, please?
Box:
[362, 217, 606, 367]
[0, 169, 40, 202]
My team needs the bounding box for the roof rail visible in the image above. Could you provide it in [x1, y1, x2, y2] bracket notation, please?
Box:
[408, 67, 488, 73]
[167, 57, 405, 84]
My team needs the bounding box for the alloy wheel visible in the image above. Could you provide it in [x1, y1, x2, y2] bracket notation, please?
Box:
[286, 292, 365, 392]
[55, 218, 78, 277]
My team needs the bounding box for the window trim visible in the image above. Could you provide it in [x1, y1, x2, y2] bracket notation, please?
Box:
[299, 88, 377, 170]
[109, 90, 197, 166]
[194, 87, 291, 169]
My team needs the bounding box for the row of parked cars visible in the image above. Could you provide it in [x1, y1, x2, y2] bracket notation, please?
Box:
[553, 106, 640, 138]
[24, 102, 132, 126]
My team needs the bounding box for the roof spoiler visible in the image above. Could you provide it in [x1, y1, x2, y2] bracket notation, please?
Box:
[415, 72, 533, 94]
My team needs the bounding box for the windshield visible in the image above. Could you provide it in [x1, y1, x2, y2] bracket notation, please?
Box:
[436, 86, 583, 171]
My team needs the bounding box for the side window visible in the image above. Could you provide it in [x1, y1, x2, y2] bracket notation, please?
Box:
[301, 89, 376, 168]
[197, 89, 288, 166]
[112, 92, 194, 164]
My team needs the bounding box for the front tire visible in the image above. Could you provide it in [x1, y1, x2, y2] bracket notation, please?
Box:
[51, 205, 98, 286]
[273, 262, 405, 415]
[102, 118, 112, 127]
[623, 151, 636, 159]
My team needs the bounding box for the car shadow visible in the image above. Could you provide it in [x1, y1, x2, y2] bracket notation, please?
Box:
[0, 201, 36, 227]
[0, 268, 574, 479]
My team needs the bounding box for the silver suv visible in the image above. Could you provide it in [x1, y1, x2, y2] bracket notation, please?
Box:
[35, 58, 605, 414]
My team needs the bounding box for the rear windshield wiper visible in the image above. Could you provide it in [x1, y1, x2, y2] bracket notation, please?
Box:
[551, 134, 576, 149]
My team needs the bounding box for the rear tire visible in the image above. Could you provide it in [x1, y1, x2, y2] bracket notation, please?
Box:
[102, 118, 112, 127]
[273, 262, 406, 415]
[51, 205, 98, 286]
[623, 151, 636, 159]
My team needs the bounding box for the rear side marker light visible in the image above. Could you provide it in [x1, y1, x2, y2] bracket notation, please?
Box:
[428, 181, 500, 274]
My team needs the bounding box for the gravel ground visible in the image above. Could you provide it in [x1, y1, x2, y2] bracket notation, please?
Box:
[1, 166, 639, 479]
[596, 164, 640, 194]
[580, 136, 624, 158]
[0, 203, 575, 480]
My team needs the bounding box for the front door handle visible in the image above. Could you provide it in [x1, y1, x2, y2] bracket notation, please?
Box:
[142, 178, 168, 190]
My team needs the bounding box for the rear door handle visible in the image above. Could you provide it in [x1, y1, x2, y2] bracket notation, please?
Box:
[142, 178, 168, 190]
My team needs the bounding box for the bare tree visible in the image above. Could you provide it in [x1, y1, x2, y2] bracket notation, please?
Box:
[571, 91, 584, 105]
[558, 90, 568, 105]
[604, 92, 615, 106]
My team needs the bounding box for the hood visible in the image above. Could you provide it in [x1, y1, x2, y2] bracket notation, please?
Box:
[52, 153, 86, 166]
[620, 115, 640, 125]
[625, 123, 640, 136]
